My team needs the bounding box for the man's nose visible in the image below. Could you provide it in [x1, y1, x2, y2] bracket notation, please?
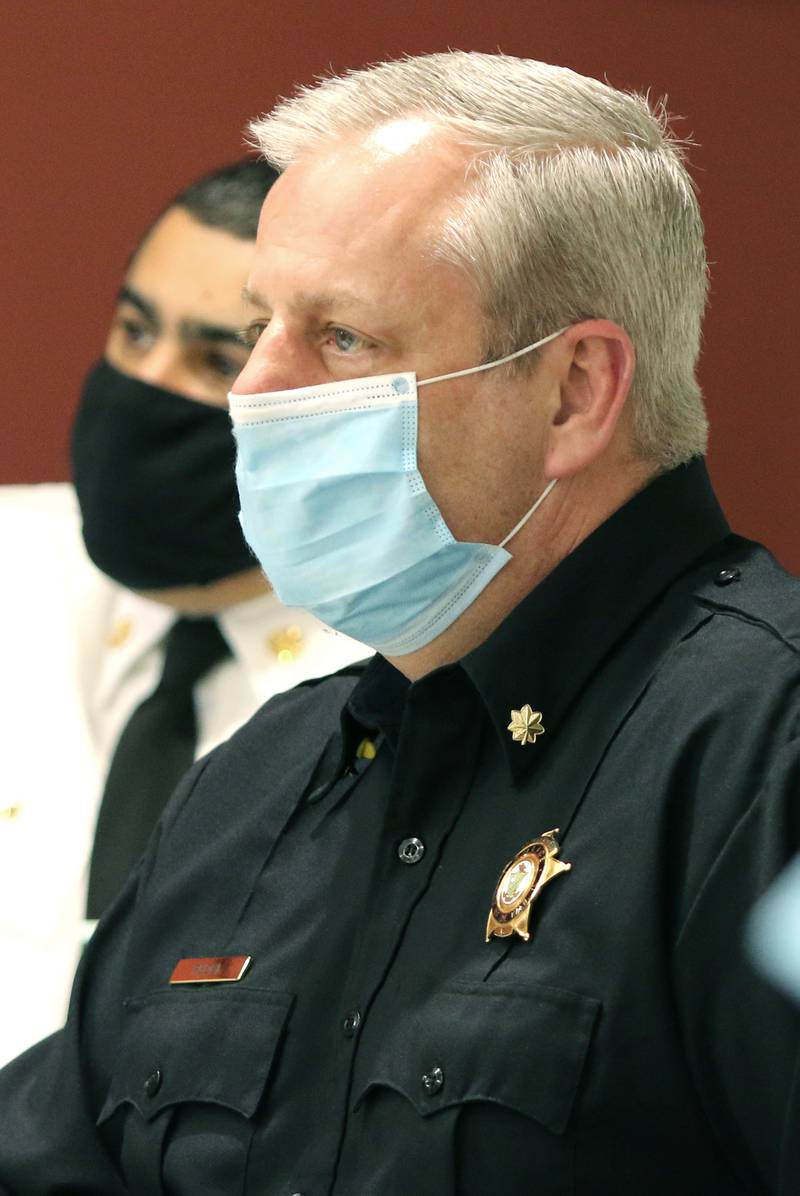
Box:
[231, 322, 325, 396]
[133, 344, 186, 393]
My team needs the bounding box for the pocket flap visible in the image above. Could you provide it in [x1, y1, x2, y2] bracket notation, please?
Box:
[98, 986, 294, 1125]
[354, 980, 599, 1135]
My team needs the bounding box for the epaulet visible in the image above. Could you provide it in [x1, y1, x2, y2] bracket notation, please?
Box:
[693, 535, 800, 654]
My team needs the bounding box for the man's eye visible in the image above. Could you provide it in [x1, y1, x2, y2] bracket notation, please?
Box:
[117, 317, 154, 351]
[329, 327, 365, 353]
[238, 322, 267, 348]
[204, 350, 248, 381]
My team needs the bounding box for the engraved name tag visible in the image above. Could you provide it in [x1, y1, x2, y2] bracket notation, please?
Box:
[169, 955, 252, 984]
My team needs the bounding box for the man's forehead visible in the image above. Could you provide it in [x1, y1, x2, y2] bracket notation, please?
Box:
[363, 116, 448, 159]
[250, 139, 473, 311]
[257, 126, 472, 240]
[276, 116, 456, 176]
[123, 206, 255, 326]
[133, 206, 248, 270]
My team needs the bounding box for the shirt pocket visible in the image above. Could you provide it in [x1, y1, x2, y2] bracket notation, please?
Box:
[97, 986, 294, 1196]
[347, 980, 599, 1196]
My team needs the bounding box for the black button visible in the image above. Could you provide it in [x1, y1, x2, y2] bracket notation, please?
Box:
[143, 1067, 162, 1098]
[421, 1066, 444, 1095]
[715, 567, 741, 586]
[397, 837, 425, 865]
[342, 1009, 362, 1037]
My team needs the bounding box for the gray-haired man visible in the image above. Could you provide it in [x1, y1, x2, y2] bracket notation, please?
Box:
[1, 52, 798, 1195]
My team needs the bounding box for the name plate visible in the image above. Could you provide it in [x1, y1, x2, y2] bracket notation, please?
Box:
[169, 955, 252, 985]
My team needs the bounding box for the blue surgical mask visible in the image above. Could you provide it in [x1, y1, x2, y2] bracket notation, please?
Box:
[229, 328, 565, 656]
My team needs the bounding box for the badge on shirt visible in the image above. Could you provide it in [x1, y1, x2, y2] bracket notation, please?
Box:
[485, 829, 571, 942]
[169, 955, 252, 984]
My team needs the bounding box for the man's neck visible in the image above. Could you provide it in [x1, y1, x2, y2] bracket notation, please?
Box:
[388, 461, 656, 682]
[134, 567, 270, 615]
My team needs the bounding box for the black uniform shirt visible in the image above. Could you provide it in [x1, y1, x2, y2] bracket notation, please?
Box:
[2, 459, 799, 1196]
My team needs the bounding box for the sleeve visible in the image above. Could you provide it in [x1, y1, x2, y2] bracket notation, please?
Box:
[0, 876, 136, 1194]
[673, 733, 800, 1195]
[0, 757, 207, 1195]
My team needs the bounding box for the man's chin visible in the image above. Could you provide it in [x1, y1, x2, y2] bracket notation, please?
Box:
[133, 567, 270, 614]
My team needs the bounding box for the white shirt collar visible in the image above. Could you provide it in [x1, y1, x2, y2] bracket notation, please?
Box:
[94, 583, 370, 716]
[219, 587, 370, 693]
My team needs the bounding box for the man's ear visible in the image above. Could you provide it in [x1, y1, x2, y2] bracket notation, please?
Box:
[544, 319, 635, 478]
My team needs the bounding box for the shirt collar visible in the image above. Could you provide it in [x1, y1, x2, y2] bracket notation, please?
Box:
[218, 587, 315, 679]
[347, 653, 411, 751]
[96, 580, 371, 725]
[220, 588, 372, 691]
[96, 587, 319, 709]
[344, 459, 730, 782]
[94, 587, 174, 713]
[462, 457, 730, 781]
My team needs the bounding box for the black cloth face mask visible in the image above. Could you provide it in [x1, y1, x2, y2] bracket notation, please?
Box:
[71, 360, 256, 590]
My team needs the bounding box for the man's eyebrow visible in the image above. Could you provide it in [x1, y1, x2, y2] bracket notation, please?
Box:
[242, 285, 266, 308]
[117, 284, 158, 325]
[241, 284, 372, 312]
[118, 287, 244, 347]
[179, 319, 248, 348]
[304, 290, 373, 313]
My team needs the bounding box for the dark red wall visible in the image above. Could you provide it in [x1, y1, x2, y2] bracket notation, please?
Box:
[3, 0, 798, 570]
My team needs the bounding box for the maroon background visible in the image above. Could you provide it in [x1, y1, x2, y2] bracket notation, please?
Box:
[2, 0, 797, 570]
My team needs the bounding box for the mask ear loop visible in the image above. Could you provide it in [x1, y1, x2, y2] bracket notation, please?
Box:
[418, 327, 569, 388]
[499, 477, 558, 548]
[417, 327, 566, 549]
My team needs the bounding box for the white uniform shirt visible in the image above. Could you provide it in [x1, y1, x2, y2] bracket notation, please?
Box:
[0, 483, 369, 1065]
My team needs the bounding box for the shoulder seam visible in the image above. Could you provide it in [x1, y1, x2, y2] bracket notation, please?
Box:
[696, 599, 800, 660]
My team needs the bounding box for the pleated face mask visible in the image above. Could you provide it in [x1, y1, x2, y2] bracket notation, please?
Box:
[229, 328, 565, 656]
[73, 360, 257, 590]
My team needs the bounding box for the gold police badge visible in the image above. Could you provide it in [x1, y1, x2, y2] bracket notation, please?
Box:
[485, 829, 571, 942]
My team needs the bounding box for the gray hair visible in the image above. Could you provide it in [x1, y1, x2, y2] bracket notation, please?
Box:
[249, 52, 709, 468]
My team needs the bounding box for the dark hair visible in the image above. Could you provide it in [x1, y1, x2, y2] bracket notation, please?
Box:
[172, 158, 279, 241]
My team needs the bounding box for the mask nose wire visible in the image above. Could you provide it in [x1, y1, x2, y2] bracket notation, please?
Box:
[417, 326, 568, 388]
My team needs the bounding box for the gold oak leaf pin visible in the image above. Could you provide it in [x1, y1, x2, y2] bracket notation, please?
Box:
[486, 829, 571, 942]
[507, 704, 545, 745]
